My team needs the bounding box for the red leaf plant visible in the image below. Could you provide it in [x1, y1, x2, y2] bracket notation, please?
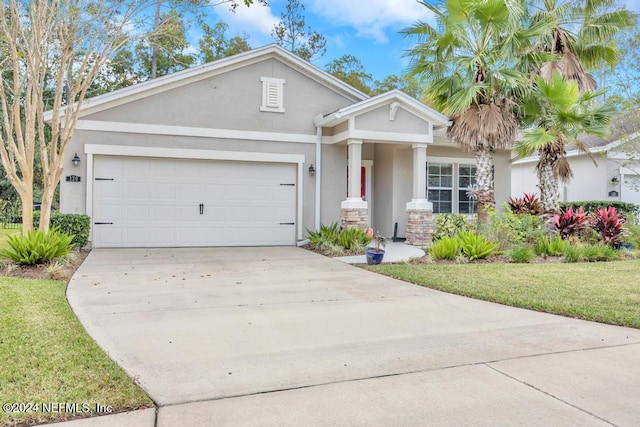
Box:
[553, 206, 588, 239]
[507, 193, 543, 215]
[591, 206, 626, 246]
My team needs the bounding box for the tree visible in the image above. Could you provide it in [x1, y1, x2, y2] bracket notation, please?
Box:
[524, 0, 634, 212]
[199, 21, 251, 63]
[325, 55, 372, 95]
[0, 0, 266, 234]
[404, 0, 552, 223]
[371, 74, 422, 98]
[147, 0, 265, 78]
[272, 0, 326, 61]
[0, 0, 147, 232]
[514, 74, 616, 208]
[136, 10, 196, 78]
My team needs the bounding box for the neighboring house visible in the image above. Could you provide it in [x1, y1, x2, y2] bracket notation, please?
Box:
[57, 44, 512, 248]
[511, 116, 640, 207]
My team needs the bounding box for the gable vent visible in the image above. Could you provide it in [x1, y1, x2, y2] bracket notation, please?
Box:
[261, 77, 285, 113]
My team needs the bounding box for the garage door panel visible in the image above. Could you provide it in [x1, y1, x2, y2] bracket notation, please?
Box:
[93, 156, 297, 248]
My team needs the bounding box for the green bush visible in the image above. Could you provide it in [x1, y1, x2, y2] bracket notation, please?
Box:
[338, 227, 372, 251]
[307, 222, 371, 254]
[579, 244, 620, 262]
[33, 211, 91, 248]
[457, 231, 499, 260]
[0, 227, 74, 265]
[509, 246, 535, 263]
[559, 201, 639, 223]
[433, 214, 473, 241]
[429, 236, 460, 260]
[482, 207, 546, 249]
[562, 245, 583, 263]
[626, 224, 640, 249]
[535, 235, 569, 256]
[307, 222, 341, 249]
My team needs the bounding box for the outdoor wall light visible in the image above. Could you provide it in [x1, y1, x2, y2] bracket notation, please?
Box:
[72, 153, 81, 167]
[309, 164, 315, 176]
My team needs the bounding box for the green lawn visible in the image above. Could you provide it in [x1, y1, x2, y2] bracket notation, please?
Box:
[0, 277, 153, 426]
[369, 260, 640, 328]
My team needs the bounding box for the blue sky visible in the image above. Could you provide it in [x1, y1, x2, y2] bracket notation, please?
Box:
[208, 0, 640, 83]
[209, 0, 437, 81]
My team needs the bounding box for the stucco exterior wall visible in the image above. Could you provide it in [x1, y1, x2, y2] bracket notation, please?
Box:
[83, 58, 356, 135]
[511, 154, 610, 203]
[320, 144, 347, 226]
[354, 106, 431, 135]
[373, 144, 394, 237]
[392, 148, 413, 237]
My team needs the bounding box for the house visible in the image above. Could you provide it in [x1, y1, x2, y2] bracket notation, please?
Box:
[58, 44, 513, 248]
[511, 115, 640, 207]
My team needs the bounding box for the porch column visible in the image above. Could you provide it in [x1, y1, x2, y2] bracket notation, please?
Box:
[406, 143, 434, 246]
[341, 138, 368, 229]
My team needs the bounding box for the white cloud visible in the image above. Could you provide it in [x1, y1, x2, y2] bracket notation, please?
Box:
[212, 1, 279, 41]
[306, 0, 434, 44]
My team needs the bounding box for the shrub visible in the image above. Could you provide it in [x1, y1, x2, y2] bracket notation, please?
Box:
[456, 231, 499, 260]
[0, 227, 74, 265]
[307, 222, 371, 254]
[482, 207, 546, 249]
[591, 206, 626, 246]
[307, 222, 340, 248]
[580, 244, 620, 262]
[626, 224, 640, 249]
[33, 211, 91, 247]
[562, 245, 583, 263]
[429, 236, 460, 260]
[553, 206, 588, 239]
[535, 235, 568, 256]
[433, 214, 473, 241]
[507, 193, 543, 215]
[338, 227, 371, 251]
[560, 201, 639, 223]
[509, 246, 535, 263]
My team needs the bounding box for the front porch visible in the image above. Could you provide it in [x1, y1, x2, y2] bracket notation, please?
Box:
[315, 90, 451, 246]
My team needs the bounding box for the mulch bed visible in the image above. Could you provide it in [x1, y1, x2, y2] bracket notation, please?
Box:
[1, 249, 89, 282]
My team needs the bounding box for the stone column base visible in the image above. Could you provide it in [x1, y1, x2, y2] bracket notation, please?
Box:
[340, 208, 368, 229]
[406, 209, 433, 246]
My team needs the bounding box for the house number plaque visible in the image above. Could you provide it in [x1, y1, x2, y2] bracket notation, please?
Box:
[66, 175, 81, 182]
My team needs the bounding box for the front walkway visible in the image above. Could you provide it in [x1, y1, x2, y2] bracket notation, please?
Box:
[334, 241, 425, 264]
[64, 247, 640, 426]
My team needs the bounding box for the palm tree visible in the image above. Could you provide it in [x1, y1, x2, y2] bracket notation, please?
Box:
[403, 0, 553, 223]
[524, 0, 634, 212]
[514, 73, 616, 210]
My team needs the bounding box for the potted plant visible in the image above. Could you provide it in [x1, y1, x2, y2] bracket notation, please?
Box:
[366, 230, 386, 265]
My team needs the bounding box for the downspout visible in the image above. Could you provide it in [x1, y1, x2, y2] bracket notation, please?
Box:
[314, 124, 322, 231]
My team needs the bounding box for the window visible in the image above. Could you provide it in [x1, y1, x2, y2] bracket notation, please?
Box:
[427, 162, 477, 215]
[458, 164, 477, 214]
[260, 77, 285, 113]
[427, 163, 453, 214]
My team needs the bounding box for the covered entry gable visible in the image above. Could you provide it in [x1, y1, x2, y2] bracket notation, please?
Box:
[316, 90, 451, 144]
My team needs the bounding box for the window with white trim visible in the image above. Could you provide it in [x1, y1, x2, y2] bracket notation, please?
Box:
[458, 164, 477, 214]
[427, 163, 453, 214]
[427, 162, 478, 214]
[260, 77, 285, 113]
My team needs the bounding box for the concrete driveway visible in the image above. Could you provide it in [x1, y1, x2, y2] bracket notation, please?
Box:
[68, 247, 640, 426]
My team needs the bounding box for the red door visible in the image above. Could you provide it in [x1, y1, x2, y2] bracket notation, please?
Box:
[346, 166, 366, 198]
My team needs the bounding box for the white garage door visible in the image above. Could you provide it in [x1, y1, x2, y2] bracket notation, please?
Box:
[92, 156, 297, 248]
[621, 174, 640, 207]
